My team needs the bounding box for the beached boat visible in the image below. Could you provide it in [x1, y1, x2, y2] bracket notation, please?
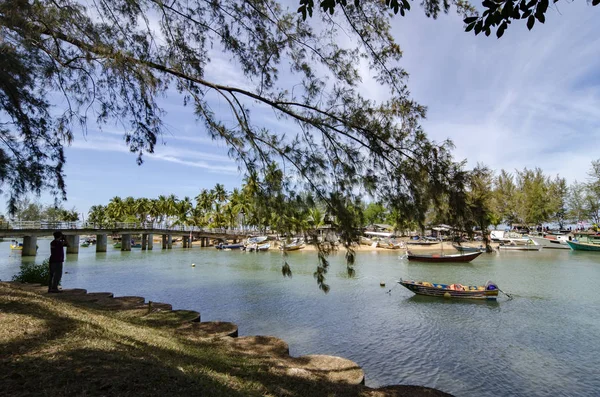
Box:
[406, 251, 482, 262]
[216, 242, 245, 250]
[279, 239, 304, 251]
[566, 240, 600, 251]
[406, 240, 439, 246]
[399, 279, 499, 300]
[452, 243, 485, 253]
[256, 243, 271, 251]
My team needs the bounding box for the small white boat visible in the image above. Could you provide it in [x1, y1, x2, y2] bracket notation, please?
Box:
[526, 236, 570, 250]
[498, 239, 542, 251]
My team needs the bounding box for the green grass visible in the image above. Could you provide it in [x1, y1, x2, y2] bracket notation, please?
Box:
[0, 283, 451, 396]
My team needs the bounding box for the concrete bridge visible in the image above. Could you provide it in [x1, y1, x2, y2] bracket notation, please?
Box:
[1, 221, 248, 256]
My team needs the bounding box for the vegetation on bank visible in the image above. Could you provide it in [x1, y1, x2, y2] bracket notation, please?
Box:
[11, 259, 51, 286]
[0, 283, 451, 397]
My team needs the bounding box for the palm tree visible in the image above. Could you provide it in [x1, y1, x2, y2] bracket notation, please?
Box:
[88, 205, 107, 227]
[106, 196, 126, 223]
[212, 183, 228, 204]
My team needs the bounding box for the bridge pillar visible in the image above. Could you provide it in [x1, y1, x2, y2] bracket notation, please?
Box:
[22, 236, 38, 256]
[162, 234, 167, 249]
[200, 237, 205, 247]
[141, 234, 147, 250]
[167, 234, 173, 249]
[182, 236, 189, 248]
[66, 235, 79, 254]
[147, 233, 153, 250]
[121, 234, 131, 251]
[96, 234, 107, 252]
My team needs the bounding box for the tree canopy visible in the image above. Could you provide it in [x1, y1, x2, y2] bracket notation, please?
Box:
[1, 0, 467, 229]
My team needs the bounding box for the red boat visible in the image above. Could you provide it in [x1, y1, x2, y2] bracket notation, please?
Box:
[406, 251, 482, 263]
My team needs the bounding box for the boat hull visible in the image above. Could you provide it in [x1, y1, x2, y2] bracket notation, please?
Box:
[498, 245, 542, 251]
[407, 251, 482, 263]
[399, 281, 498, 300]
[452, 244, 485, 253]
[528, 237, 570, 250]
[566, 241, 600, 251]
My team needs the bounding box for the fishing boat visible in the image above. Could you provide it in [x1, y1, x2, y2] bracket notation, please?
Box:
[566, 240, 600, 251]
[256, 242, 271, 251]
[131, 243, 142, 248]
[216, 242, 245, 250]
[10, 243, 23, 250]
[398, 279, 499, 300]
[406, 250, 482, 263]
[526, 235, 570, 250]
[498, 239, 542, 251]
[566, 232, 600, 251]
[81, 241, 90, 247]
[113, 242, 122, 248]
[279, 238, 304, 251]
[452, 243, 485, 253]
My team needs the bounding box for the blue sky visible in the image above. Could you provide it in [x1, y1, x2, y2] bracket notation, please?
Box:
[15, 2, 600, 217]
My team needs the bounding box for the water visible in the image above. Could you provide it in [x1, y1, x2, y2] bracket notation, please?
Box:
[2, 240, 600, 397]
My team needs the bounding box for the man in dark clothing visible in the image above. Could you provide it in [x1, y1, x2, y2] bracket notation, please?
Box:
[49, 231, 69, 293]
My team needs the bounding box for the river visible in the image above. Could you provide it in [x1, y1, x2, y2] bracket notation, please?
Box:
[1, 240, 599, 397]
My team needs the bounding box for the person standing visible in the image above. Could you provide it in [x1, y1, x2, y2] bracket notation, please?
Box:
[48, 231, 69, 293]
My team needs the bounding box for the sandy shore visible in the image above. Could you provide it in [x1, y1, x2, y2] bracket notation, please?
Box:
[188, 239, 486, 252]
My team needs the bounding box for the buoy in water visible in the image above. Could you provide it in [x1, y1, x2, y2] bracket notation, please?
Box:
[380, 281, 386, 287]
[191, 263, 196, 267]
[443, 292, 451, 298]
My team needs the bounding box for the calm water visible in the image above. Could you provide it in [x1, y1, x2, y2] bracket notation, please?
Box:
[2, 240, 599, 397]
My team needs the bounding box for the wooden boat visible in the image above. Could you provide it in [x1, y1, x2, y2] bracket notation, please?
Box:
[452, 243, 485, 253]
[406, 251, 482, 262]
[280, 243, 304, 251]
[399, 279, 499, 300]
[566, 240, 600, 251]
[131, 243, 142, 248]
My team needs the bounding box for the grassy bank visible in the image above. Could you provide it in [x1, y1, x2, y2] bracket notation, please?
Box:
[0, 283, 451, 396]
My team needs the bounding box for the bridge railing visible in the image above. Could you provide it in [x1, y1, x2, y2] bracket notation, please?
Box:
[4, 220, 247, 235]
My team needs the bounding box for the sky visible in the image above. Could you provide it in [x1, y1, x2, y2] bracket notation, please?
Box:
[12, 1, 600, 217]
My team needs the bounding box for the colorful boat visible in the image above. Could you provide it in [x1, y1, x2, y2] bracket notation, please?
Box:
[406, 251, 482, 262]
[399, 279, 499, 300]
[10, 243, 23, 250]
[566, 240, 600, 251]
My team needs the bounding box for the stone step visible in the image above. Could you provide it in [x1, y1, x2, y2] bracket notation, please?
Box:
[275, 354, 365, 385]
[224, 336, 290, 358]
[176, 321, 238, 339]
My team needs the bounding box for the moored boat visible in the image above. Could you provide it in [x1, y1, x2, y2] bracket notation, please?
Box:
[452, 243, 485, 253]
[498, 239, 542, 251]
[406, 251, 482, 263]
[526, 236, 570, 250]
[399, 279, 499, 300]
[566, 240, 600, 251]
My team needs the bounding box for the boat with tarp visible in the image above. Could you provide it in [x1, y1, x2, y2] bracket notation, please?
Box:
[399, 279, 499, 300]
